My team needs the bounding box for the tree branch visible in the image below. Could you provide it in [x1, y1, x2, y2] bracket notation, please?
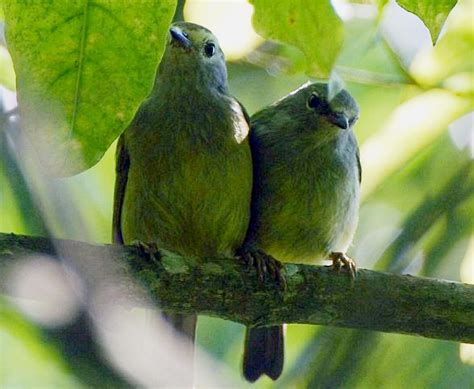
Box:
[1, 232, 473, 343]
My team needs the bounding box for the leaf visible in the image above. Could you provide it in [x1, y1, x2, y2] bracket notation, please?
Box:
[3, 0, 176, 176]
[397, 0, 457, 43]
[0, 45, 15, 91]
[360, 89, 472, 199]
[349, 0, 389, 11]
[0, 298, 83, 388]
[249, 0, 343, 78]
[410, 0, 474, 93]
[0, 124, 48, 235]
[375, 161, 474, 272]
[373, 0, 389, 10]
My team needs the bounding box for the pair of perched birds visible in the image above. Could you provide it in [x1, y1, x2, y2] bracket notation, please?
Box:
[113, 22, 361, 383]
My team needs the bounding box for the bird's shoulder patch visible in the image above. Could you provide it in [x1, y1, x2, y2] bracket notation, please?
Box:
[230, 98, 250, 144]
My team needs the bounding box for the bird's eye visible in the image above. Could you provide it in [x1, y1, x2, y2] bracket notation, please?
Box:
[307, 93, 321, 109]
[182, 31, 189, 38]
[204, 42, 216, 57]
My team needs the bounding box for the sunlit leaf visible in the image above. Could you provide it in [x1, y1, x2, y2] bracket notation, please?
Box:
[249, 0, 343, 77]
[336, 18, 410, 87]
[349, 0, 389, 11]
[361, 89, 472, 198]
[0, 298, 84, 388]
[397, 0, 457, 43]
[3, 0, 176, 176]
[410, 0, 474, 93]
[373, 0, 389, 10]
[0, 126, 47, 235]
[0, 46, 15, 90]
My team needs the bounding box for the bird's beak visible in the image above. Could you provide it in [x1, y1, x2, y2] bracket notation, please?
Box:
[169, 26, 191, 48]
[328, 112, 349, 130]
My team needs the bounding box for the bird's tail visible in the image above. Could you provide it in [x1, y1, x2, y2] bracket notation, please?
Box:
[243, 325, 284, 382]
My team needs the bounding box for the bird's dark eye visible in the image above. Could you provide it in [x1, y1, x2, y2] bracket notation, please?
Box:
[204, 42, 216, 57]
[307, 93, 321, 109]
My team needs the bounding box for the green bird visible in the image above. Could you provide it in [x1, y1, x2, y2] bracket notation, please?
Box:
[112, 22, 252, 345]
[241, 82, 361, 382]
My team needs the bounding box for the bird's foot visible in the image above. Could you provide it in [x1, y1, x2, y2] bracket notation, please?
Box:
[329, 252, 357, 281]
[132, 241, 161, 264]
[238, 247, 286, 290]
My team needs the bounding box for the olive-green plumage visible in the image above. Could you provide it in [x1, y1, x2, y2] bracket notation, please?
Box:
[243, 83, 361, 382]
[112, 22, 252, 347]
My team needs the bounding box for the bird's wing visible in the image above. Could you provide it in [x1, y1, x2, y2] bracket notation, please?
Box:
[112, 133, 130, 244]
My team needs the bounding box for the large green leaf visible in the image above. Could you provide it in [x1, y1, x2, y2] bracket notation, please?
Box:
[3, 1, 176, 176]
[249, 0, 343, 78]
[397, 0, 457, 43]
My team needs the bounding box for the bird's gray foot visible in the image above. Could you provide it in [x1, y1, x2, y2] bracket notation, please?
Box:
[329, 252, 357, 280]
[238, 247, 286, 290]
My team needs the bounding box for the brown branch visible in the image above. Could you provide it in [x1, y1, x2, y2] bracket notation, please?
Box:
[1, 232, 473, 343]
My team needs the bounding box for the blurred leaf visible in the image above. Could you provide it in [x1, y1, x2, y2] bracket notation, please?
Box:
[421, 206, 472, 278]
[346, 0, 389, 13]
[3, 0, 176, 176]
[410, 0, 473, 93]
[0, 122, 48, 236]
[1, 294, 130, 387]
[0, 298, 84, 388]
[351, 333, 474, 388]
[336, 18, 412, 86]
[361, 89, 472, 198]
[0, 46, 15, 90]
[397, 0, 457, 43]
[376, 161, 473, 272]
[249, 0, 343, 77]
[373, 0, 389, 10]
[306, 330, 380, 389]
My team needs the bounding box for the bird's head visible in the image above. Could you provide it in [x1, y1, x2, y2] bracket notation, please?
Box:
[159, 22, 228, 93]
[287, 83, 359, 134]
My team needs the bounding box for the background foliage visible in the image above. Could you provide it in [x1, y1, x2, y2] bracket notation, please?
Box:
[1, 0, 473, 387]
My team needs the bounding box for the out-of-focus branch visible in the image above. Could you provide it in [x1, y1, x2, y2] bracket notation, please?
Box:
[1, 232, 473, 343]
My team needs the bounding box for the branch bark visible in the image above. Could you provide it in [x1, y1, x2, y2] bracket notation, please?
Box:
[1, 232, 473, 343]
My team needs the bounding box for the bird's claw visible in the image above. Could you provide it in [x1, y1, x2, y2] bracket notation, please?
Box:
[329, 252, 357, 281]
[239, 248, 287, 290]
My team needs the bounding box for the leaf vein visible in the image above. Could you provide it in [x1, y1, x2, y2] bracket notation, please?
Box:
[69, 0, 90, 138]
[49, 12, 83, 34]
